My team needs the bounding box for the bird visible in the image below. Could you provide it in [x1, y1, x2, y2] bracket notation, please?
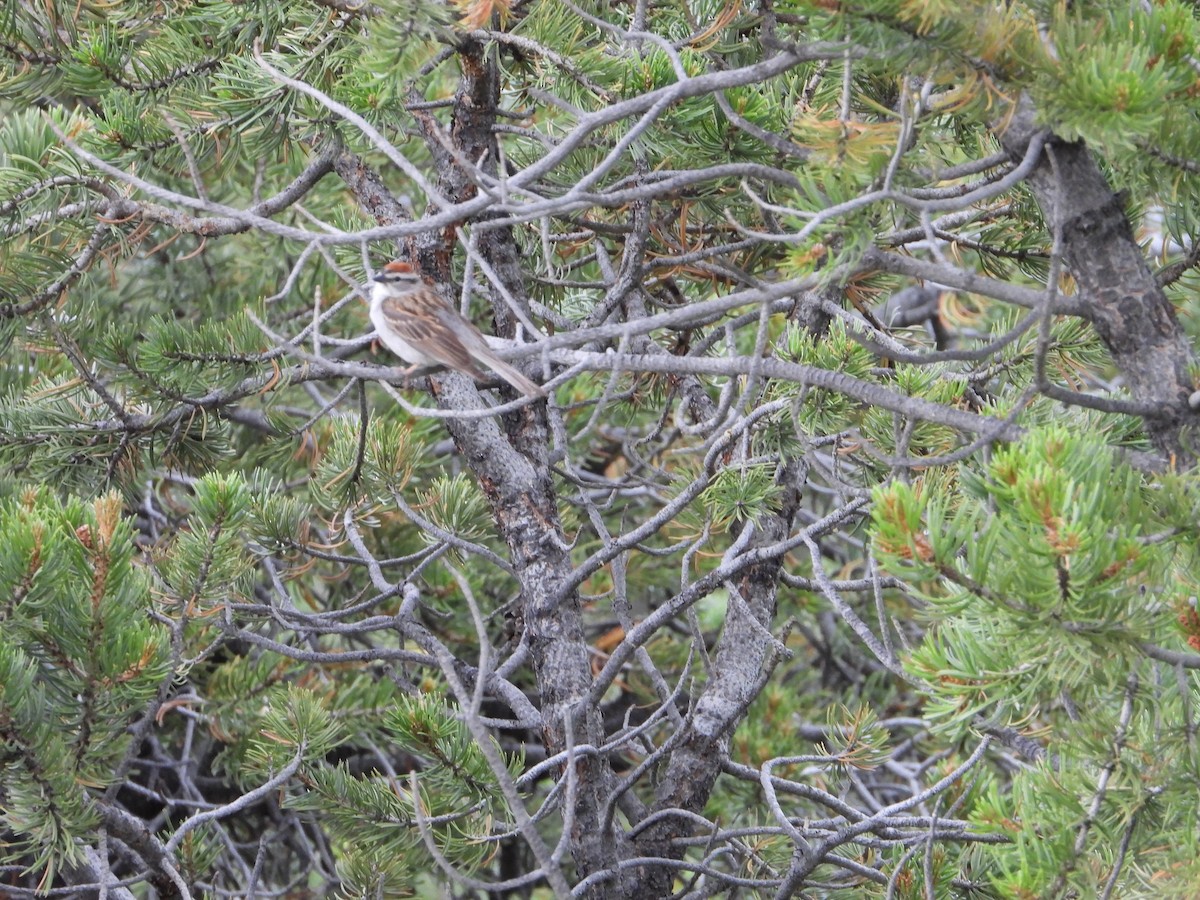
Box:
[369, 260, 547, 399]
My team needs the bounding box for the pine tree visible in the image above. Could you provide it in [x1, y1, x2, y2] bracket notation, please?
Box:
[2, 0, 1200, 897]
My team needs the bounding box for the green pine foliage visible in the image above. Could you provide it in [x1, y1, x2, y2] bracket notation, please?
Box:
[0, 490, 170, 882]
[3, 0, 1200, 895]
[268, 692, 516, 897]
[873, 427, 1200, 896]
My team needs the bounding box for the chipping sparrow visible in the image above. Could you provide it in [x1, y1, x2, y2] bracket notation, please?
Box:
[369, 260, 546, 399]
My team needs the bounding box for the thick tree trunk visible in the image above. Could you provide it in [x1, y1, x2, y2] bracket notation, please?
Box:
[997, 96, 1200, 465]
[424, 40, 629, 896]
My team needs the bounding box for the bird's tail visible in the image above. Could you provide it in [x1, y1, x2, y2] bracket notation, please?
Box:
[481, 351, 547, 399]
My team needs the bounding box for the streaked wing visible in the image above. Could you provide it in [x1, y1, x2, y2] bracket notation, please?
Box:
[378, 295, 484, 376]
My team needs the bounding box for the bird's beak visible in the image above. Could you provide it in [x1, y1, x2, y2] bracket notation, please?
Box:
[371, 272, 387, 283]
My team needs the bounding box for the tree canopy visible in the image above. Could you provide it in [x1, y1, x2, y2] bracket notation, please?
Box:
[3, 0, 1200, 897]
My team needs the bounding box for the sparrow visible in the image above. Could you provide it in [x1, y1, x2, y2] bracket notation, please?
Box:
[369, 260, 547, 399]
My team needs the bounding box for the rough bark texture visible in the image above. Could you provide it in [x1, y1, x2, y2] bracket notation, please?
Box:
[997, 97, 1200, 465]
[331, 148, 409, 227]
[619, 343, 802, 893]
[417, 41, 628, 894]
[630, 508, 796, 895]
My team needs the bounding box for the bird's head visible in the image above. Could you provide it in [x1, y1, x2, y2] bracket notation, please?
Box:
[371, 260, 423, 295]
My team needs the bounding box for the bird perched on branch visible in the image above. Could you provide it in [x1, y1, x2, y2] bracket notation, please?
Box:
[369, 260, 546, 399]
